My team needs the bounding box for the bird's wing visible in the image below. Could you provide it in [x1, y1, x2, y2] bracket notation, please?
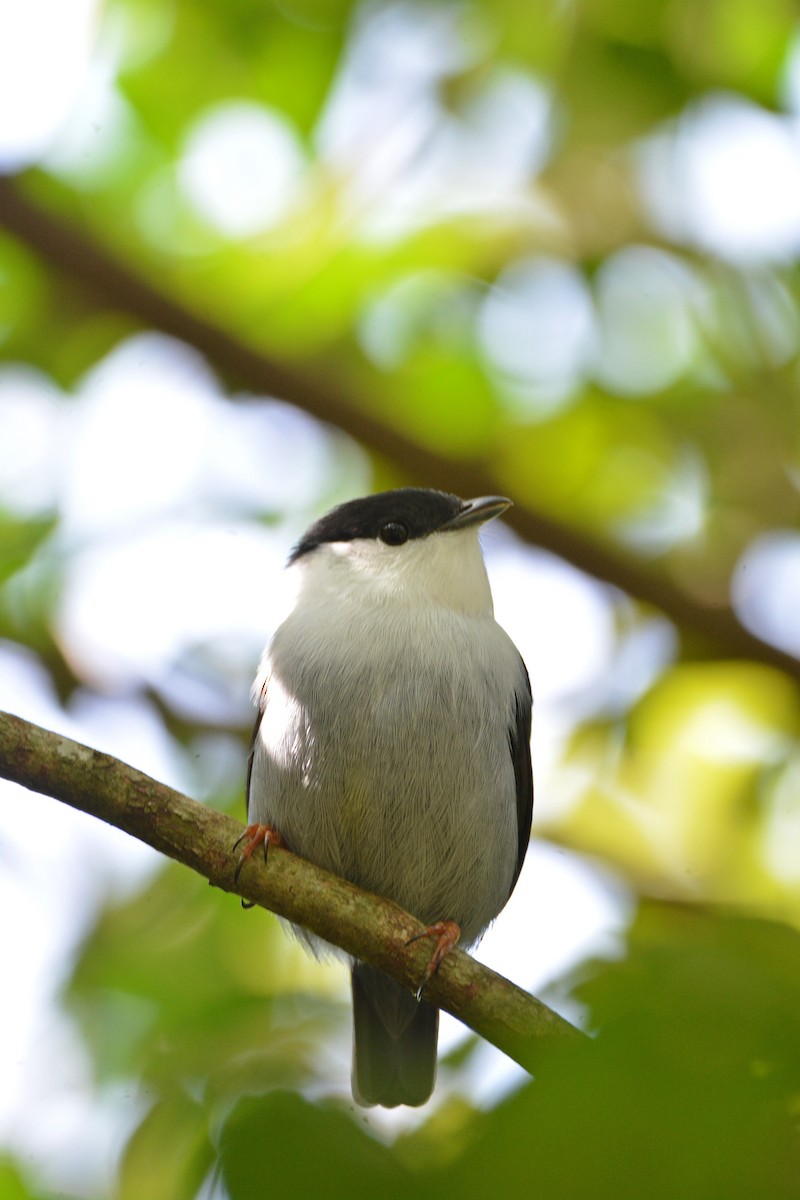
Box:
[508, 656, 533, 895]
[245, 677, 268, 820]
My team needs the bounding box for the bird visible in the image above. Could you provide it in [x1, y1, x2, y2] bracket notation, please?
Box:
[237, 487, 533, 1107]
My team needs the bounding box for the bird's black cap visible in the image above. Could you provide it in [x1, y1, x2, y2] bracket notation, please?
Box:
[289, 488, 510, 563]
[289, 488, 461, 563]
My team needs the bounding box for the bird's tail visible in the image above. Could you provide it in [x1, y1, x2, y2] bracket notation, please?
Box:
[351, 962, 438, 1107]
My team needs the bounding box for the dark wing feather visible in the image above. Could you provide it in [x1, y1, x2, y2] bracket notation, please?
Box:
[508, 656, 533, 895]
[245, 679, 268, 820]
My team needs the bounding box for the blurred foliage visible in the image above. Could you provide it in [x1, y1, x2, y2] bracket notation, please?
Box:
[0, 512, 56, 588]
[64, 897, 800, 1198]
[555, 661, 800, 910]
[0, 1159, 42, 1200]
[2, 0, 800, 1195]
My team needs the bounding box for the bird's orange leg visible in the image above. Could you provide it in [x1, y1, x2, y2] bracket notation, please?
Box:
[233, 823, 285, 885]
[405, 919, 461, 1000]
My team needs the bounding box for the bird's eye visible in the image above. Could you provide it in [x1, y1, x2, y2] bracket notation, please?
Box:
[379, 521, 409, 546]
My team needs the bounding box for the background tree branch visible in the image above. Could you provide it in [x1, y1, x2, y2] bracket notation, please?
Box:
[0, 708, 582, 1073]
[0, 177, 797, 686]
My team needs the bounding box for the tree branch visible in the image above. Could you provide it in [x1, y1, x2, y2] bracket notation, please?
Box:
[0, 177, 797, 684]
[0, 709, 582, 1072]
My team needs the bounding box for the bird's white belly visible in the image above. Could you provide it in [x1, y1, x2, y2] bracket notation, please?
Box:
[249, 603, 522, 945]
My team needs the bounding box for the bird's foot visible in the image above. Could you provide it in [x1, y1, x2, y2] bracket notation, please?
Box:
[233, 823, 285, 886]
[405, 919, 461, 1000]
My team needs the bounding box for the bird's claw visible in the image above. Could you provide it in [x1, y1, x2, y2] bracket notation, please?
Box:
[233, 822, 285, 886]
[405, 919, 461, 1000]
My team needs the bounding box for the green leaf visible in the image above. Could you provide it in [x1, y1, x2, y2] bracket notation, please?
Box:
[117, 1093, 214, 1200]
[0, 512, 56, 587]
[0, 1158, 42, 1200]
[219, 1092, 417, 1200]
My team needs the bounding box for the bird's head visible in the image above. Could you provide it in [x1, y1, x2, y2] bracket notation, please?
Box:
[289, 488, 510, 616]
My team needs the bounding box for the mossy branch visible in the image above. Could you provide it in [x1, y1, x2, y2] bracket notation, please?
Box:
[0, 709, 583, 1074]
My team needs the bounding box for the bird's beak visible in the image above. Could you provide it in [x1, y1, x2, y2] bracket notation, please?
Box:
[441, 495, 512, 530]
